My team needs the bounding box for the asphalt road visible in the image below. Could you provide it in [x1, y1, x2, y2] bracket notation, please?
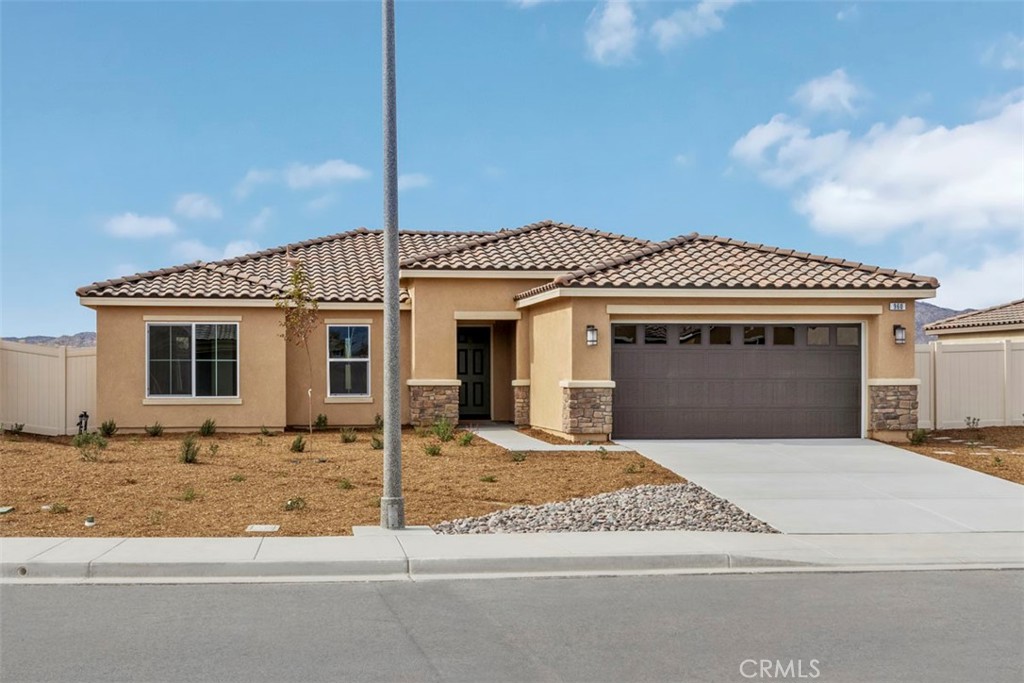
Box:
[2, 571, 1021, 683]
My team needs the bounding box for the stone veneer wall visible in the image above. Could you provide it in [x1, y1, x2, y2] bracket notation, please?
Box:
[513, 385, 530, 426]
[869, 384, 918, 432]
[409, 385, 460, 427]
[561, 387, 613, 435]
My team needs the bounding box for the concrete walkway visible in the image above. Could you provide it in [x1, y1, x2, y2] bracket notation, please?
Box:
[619, 439, 1024, 534]
[473, 424, 630, 452]
[2, 531, 1021, 584]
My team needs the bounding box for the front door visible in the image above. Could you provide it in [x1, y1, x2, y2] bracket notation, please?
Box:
[457, 327, 490, 419]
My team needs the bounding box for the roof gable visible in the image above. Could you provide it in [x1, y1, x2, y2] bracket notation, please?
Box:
[924, 298, 1024, 332]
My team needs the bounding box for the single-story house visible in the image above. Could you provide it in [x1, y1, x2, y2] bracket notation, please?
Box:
[924, 298, 1024, 343]
[78, 220, 938, 441]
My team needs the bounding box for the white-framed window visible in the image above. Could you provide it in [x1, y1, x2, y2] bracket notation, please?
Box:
[146, 323, 239, 398]
[327, 325, 370, 396]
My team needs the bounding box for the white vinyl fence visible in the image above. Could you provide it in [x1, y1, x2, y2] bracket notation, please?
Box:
[0, 341, 96, 436]
[916, 341, 1024, 430]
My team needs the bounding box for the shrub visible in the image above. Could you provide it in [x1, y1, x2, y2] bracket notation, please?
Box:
[370, 435, 383, 450]
[423, 442, 442, 457]
[965, 416, 980, 430]
[340, 428, 358, 443]
[50, 502, 69, 514]
[458, 431, 474, 447]
[510, 451, 526, 463]
[314, 413, 328, 431]
[624, 463, 640, 474]
[906, 429, 927, 445]
[290, 435, 306, 453]
[994, 456, 1004, 467]
[180, 486, 198, 502]
[414, 427, 432, 438]
[373, 413, 384, 433]
[337, 478, 354, 490]
[260, 425, 272, 437]
[199, 418, 217, 436]
[230, 473, 246, 482]
[432, 417, 455, 443]
[99, 419, 118, 437]
[208, 443, 220, 457]
[597, 446, 609, 459]
[479, 475, 497, 483]
[4, 423, 24, 435]
[72, 432, 108, 462]
[179, 434, 200, 464]
[283, 496, 306, 511]
[145, 422, 163, 437]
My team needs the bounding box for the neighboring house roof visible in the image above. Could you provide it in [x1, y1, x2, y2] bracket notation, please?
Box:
[923, 298, 1024, 332]
[514, 233, 938, 300]
[78, 221, 939, 303]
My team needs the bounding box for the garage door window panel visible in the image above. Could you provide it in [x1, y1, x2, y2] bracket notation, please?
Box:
[613, 325, 637, 344]
[643, 325, 667, 345]
[743, 326, 767, 345]
[773, 326, 796, 346]
[678, 325, 703, 345]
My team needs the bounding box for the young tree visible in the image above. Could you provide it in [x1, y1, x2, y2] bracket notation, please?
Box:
[275, 255, 319, 434]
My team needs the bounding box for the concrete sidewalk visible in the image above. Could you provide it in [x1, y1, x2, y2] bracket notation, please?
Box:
[3, 531, 1022, 584]
[473, 424, 630, 452]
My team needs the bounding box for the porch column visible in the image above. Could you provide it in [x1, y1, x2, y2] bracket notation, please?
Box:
[513, 315, 531, 425]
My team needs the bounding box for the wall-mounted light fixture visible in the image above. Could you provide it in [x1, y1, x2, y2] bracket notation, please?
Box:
[586, 325, 598, 347]
[893, 324, 907, 345]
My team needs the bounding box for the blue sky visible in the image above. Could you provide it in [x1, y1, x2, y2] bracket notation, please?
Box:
[2, 1, 1022, 337]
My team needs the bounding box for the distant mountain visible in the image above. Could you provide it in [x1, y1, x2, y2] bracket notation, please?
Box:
[915, 302, 972, 343]
[2, 331, 96, 348]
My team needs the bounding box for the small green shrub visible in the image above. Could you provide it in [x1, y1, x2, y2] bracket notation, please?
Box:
[340, 428, 358, 443]
[145, 422, 163, 437]
[283, 496, 306, 511]
[290, 435, 306, 453]
[230, 473, 246, 482]
[458, 431, 475, 447]
[597, 446, 609, 459]
[4, 423, 24, 435]
[370, 435, 383, 450]
[432, 417, 456, 442]
[994, 456, 1004, 467]
[906, 429, 927, 445]
[208, 443, 220, 457]
[199, 418, 217, 436]
[99, 419, 118, 437]
[179, 434, 200, 464]
[73, 432, 108, 462]
[479, 475, 497, 483]
[373, 413, 384, 432]
[314, 413, 328, 431]
[423, 442, 442, 456]
[149, 510, 164, 525]
[337, 478, 354, 490]
[414, 426, 432, 438]
[180, 486, 198, 502]
[624, 463, 640, 474]
[965, 416, 981, 430]
[50, 502, 69, 514]
[260, 425, 272, 437]
[510, 451, 526, 463]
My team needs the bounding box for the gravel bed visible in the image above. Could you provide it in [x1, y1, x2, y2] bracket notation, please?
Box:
[433, 483, 778, 534]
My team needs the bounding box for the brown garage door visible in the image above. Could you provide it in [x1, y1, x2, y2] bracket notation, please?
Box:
[612, 324, 861, 439]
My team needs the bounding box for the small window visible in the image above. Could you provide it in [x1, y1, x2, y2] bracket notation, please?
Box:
[836, 327, 860, 346]
[773, 326, 796, 346]
[743, 326, 766, 345]
[678, 325, 702, 345]
[613, 325, 637, 344]
[807, 326, 830, 346]
[709, 326, 732, 345]
[328, 325, 370, 396]
[644, 325, 667, 344]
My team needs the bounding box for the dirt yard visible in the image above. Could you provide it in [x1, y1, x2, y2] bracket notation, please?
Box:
[899, 426, 1024, 484]
[0, 428, 681, 537]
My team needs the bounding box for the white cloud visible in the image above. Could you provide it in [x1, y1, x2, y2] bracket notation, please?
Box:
[248, 207, 273, 231]
[173, 239, 260, 263]
[285, 159, 370, 189]
[792, 69, 865, 115]
[905, 248, 1024, 310]
[651, 0, 738, 52]
[305, 193, 337, 213]
[982, 33, 1024, 70]
[673, 153, 693, 167]
[173, 193, 222, 220]
[513, 0, 550, 7]
[233, 169, 276, 199]
[105, 213, 177, 239]
[585, 1, 639, 66]
[836, 5, 859, 22]
[397, 173, 431, 192]
[978, 86, 1024, 115]
[730, 93, 1024, 243]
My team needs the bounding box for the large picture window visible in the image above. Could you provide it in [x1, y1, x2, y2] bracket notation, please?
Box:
[328, 325, 370, 396]
[147, 323, 238, 397]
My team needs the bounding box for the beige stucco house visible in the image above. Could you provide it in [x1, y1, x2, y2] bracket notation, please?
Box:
[924, 299, 1024, 343]
[78, 220, 938, 441]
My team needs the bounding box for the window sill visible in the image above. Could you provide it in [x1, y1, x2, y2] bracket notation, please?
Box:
[325, 396, 374, 404]
[142, 398, 243, 406]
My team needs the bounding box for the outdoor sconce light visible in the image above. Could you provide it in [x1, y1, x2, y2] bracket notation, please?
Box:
[586, 325, 598, 347]
[893, 325, 907, 345]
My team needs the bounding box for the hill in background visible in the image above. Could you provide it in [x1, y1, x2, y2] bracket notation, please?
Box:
[2, 332, 96, 348]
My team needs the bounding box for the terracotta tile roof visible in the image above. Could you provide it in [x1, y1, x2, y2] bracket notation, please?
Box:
[399, 220, 651, 271]
[514, 233, 939, 300]
[924, 298, 1024, 332]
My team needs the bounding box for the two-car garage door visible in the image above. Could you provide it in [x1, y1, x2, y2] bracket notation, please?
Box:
[611, 323, 861, 439]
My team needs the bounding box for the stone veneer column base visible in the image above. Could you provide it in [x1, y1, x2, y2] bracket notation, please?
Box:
[513, 385, 530, 426]
[869, 384, 918, 432]
[408, 384, 460, 427]
[561, 386, 613, 436]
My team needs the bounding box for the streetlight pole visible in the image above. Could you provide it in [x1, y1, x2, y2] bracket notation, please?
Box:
[380, 0, 404, 529]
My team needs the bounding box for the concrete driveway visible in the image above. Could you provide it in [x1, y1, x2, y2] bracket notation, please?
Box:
[617, 439, 1024, 534]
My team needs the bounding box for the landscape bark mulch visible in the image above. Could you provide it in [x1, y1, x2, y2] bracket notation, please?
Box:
[899, 426, 1024, 484]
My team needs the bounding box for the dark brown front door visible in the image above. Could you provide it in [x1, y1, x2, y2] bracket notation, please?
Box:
[612, 324, 861, 439]
[457, 327, 490, 419]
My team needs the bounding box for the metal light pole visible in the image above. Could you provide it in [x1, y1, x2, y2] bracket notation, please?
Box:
[380, 0, 404, 529]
